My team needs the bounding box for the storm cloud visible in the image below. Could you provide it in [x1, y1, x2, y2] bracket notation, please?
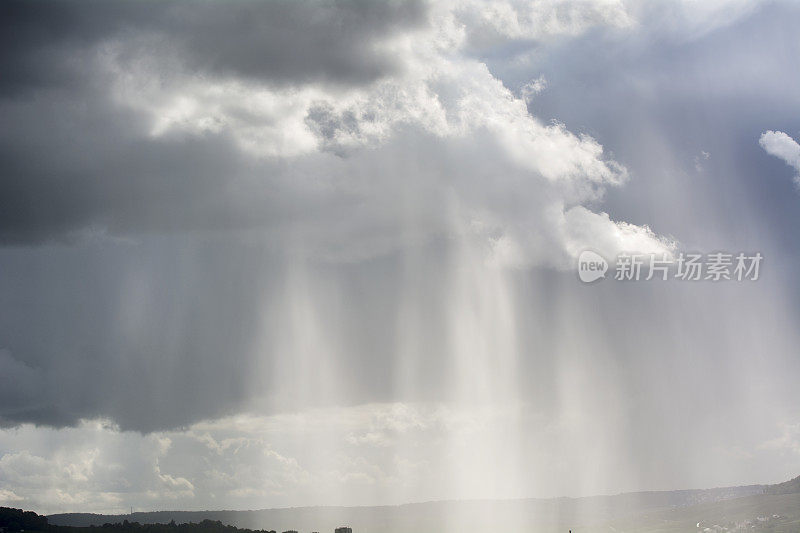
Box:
[0, 0, 427, 94]
[0, 0, 429, 243]
[1, 0, 800, 514]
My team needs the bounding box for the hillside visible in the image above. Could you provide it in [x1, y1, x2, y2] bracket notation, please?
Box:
[43, 478, 800, 533]
[0, 509, 284, 533]
[764, 474, 800, 495]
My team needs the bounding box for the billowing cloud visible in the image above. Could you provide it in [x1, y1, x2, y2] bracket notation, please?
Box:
[0, 0, 668, 266]
[2, 0, 797, 435]
[760, 130, 800, 188]
[1, 0, 798, 431]
[3, 405, 800, 514]
[1, 0, 800, 513]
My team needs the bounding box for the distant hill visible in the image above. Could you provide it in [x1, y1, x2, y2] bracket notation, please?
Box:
[45, 480, 786, 533]
[45, 476, 800, 533]
[764, 474, 800, 495]
[1, 509, 282, 533]
[7, 475, 800, 533]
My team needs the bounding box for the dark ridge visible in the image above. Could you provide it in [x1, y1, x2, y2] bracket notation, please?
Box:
[47, 483, 769, 529]
[764, 474, 800, 495]
[1, 508, 337, 533]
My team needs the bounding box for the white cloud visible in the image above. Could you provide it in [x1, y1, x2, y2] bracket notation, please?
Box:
[90, 0, 673, 267]
[561, 206, 676, 261]
[519, 76, 548, 104]
[760, 130, 800, 188]
[5, 396, 793, 513]
[0, 421, 204, 513]
[0, 403, 621, 511]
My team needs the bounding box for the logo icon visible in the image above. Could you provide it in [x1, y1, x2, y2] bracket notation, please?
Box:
[577, 250, 608, 283]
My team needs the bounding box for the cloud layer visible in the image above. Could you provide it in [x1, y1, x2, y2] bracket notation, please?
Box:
[4, 402, 800, 514]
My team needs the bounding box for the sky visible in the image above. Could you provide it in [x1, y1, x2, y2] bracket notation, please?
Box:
[1, 0, 800, 515]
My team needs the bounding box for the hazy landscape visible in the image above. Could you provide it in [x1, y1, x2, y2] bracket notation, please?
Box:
[38, 475, 800, 533]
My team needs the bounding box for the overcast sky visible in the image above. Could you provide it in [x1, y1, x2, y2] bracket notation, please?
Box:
[1, 0, 800, 515]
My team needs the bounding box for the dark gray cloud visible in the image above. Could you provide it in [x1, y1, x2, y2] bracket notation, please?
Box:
[0, 0, 426, 95]
[0, 0, 428, 244]
[0, 90, 239, 243]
